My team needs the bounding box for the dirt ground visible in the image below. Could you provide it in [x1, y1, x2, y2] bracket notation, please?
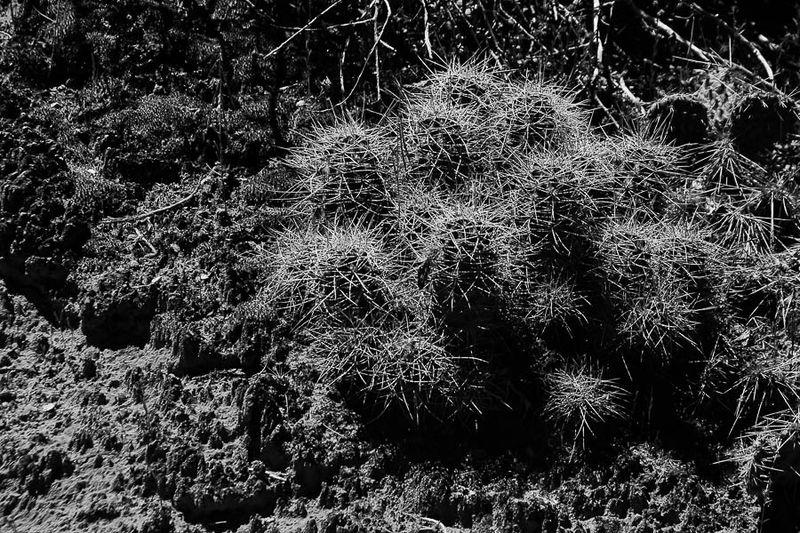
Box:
[0, 279, 760, 533]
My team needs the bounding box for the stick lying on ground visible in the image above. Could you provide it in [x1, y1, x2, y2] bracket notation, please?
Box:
[99, 176, 214, 225]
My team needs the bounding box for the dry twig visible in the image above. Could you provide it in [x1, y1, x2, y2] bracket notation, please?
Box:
[99, 176, 214, 225]
[264, 0, 344, 60]
[684, 2, 775, 86]
[624, 0, 710, 62]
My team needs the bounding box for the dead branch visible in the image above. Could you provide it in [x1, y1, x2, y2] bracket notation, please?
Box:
[373, 0, 386, 99]
[593, 94, 622, 130]
[133, 227, 158, 256]
[591, 0, 604, 83]
[99, 176, 213, 225]
[420, 0, 433, 59]
[684, 1, 775, 86]
[264, 0, 344, 60]
[476, 0, 502, 56]
[616, 75, 646, 112]
[33, 6, 55, 24]
[265, 470, 289, 482]
[340, 0, 391, 103]
[339, 35, 351, 95]
[498, 4, 536, 42]
[624, 0, 710, 62]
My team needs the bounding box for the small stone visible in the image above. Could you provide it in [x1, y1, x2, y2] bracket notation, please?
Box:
[0, 390, 15, 402]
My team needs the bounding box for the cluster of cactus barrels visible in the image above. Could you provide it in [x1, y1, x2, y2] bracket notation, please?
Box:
[238, 60, 800, 477]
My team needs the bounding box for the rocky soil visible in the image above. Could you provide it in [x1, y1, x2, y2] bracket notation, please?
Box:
[0, 280, 760, 532]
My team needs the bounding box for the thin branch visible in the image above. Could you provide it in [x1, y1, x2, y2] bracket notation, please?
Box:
[340, 0, 391, 104]
[265, 470, 289, 482]
[616, 75, 646, 112]
[591, 0, 604, 82]
[499, 4, 533, 39]
[264, 0, 344, 60]
[99, 176, 213, 225]
[476, 0, 502, 56]
[593, 94, 621, 130]
[33, 6, 56, 24]
[420, 0, 433, 59]
[684, 1, 775, 86]
[133, 228, 158, 257]
[420, 517, 447, 533]
[268, 17, 373, 31]
[624, 0, 710, 62]
[339, 35, 350, 95]
[373, 0, 382, 99]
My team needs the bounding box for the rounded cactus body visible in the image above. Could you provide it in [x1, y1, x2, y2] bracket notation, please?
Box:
[730, 92, 798, 160]
[647, 94, 711, 145]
